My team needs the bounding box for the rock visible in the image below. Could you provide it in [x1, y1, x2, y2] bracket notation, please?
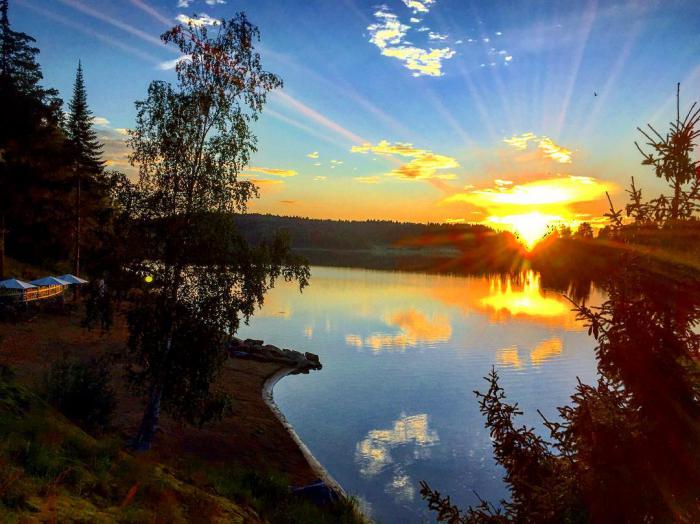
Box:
[244, 338, 264, 347]
[305, 352, 320, 364]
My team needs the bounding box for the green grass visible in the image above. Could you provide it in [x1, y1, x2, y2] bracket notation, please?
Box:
[0, 365, 370, 523]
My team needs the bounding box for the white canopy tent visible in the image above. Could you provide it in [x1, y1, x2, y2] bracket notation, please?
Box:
[29, 276, 70, 287]
[0, 278, 37, 290]
[57, 274, 89, 285]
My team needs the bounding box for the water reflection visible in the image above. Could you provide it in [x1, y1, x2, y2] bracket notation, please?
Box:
[238, 267, 600, 523]
[530, 336, 562, 366]
[494, 336, 564, 369]
[355, 413, 440, 503]
[496, 345, 522, 368]
[342, 270, 593, 353]
[480, 272, 569, 323]
[346, 309, 452, 351]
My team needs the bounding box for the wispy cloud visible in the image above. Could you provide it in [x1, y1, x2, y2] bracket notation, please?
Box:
[246, 166, 298, 177]
[176, 13, 220, 26]
[367, 7, 455, 77]
[307, 151, 319, 159]
[538, 138, 573, 164]
[92, 116, 110, 126]
[401, 0, 435, 14]
[355, 176, 382, 184]
[176, 0, 191, 7]
[247, 178, 284, 186]
[428, 32, 448, 41]
[351, 140, 459, 180]
[503, 133, 573, 163]
[157, 54, 191, 70]
[274, 91, 366, 145]
[313, 176, 328, 181]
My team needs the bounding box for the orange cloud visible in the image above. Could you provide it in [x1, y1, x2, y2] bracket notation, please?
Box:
[351, 140, 459, 180]
[444, 175, 611, 248]
[447, 176, 609, 207]
[245, 166, 298, 177]
[355, 176, 382, 184]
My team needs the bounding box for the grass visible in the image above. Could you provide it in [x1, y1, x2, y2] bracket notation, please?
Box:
[0, 365, 370, 523]
[0, 365, 256, 523]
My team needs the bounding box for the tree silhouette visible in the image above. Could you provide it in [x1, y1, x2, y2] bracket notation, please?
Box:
[0, 0, 67, 277]
[422, 90, 700, 522]
[124, 14, 308, 450]
[66, 60, 105, 277]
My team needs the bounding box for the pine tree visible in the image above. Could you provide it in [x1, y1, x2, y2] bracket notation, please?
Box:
[67, 61, 104, 175]
[66, 61, 105, 277]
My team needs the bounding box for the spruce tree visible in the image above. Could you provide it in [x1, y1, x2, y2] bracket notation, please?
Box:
[67, 61, 104, 175]
[66, 61, 105, 277]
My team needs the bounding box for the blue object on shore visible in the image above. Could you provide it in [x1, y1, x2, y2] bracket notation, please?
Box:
[231, 351, 249, 358]
[291, 479, 341, 506]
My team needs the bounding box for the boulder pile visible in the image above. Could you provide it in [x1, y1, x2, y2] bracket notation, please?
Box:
[228, 337, 322, 372]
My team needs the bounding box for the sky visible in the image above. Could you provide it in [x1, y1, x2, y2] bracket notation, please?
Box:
[11, 0, 700, 246]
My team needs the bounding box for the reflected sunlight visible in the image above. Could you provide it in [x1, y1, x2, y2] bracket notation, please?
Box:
[481, 271, 569, 319]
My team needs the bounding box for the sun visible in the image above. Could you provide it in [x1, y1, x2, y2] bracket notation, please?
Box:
[488, 212, 559, 250]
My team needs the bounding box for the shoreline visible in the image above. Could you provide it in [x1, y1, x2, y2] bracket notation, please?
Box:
[262, 365, 346, 496]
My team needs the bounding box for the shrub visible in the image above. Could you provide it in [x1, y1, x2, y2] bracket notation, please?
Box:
[43, 358, 116, 434]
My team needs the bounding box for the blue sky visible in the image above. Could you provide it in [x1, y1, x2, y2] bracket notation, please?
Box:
[11, 0, 700, 234]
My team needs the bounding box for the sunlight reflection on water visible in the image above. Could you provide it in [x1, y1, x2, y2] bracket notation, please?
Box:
[238, 266, 602, 523]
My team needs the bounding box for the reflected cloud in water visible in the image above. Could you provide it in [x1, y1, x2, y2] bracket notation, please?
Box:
[355, 413, 440, 476]
[530, 337, 562, 366]
[495, 336, 564, 369]
[346, 308, 452, 351]
[355, 413, 440, 503]
[496, 345, 522, 368]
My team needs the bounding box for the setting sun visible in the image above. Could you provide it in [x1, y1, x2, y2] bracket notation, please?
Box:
[488, 212, 560, 249]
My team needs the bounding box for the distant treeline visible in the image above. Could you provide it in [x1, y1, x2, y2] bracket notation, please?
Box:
[231, 213, 532, 274]
[232, 213, 496, 250]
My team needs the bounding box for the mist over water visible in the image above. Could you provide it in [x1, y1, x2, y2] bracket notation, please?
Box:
[239, 266, 602, 523]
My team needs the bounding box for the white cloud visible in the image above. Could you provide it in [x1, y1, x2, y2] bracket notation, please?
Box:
[204, 0, 225, 4]
[92, 116, 110, 126]
[401, 0, 435, 14]
[367, 8, 455, 77]
[428, 32, 448, 40]
[157, 54, 191, 70]
[177, 0, 191, 7]
[176, 13, 220, 26]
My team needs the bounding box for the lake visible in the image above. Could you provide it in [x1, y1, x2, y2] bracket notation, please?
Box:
[237, 266, 602, 523]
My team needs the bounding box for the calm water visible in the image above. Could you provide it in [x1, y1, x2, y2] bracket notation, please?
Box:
[238, 266, 602, 523]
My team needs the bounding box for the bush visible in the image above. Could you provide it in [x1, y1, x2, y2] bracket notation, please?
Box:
[43, 358, 116, 434]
